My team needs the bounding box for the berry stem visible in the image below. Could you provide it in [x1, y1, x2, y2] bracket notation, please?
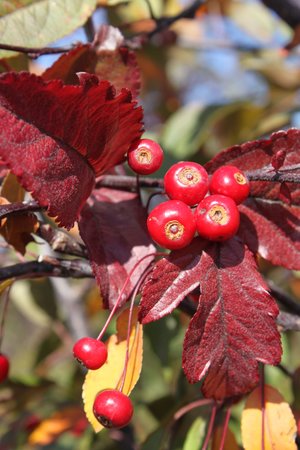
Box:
[173, 398, 213, 421]
[219, 408, 231, 450]
[0, 284, 12, 350]
[260, 364, 266, 450]
[117, 267, 152, 392]
[202, 403, 217, 450]
[97, 252, 164, 341]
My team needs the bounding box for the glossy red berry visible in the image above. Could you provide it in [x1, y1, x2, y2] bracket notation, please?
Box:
[73, 337, 107, 370]
[195, 194, 240, 241]
[93, 389, 133, 428]
[209, 165, 250, 204]
[147, 200, 196, 250]
[0, 353, 9, 383]
[164, 161, 209, 206]
[127, 139, 164, 175]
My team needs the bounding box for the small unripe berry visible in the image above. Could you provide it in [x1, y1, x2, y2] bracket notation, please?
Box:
[164, 161, 209, 206]
[195, 194, 240, 241]
[93, 389, 133, 428]
[73, 337, 107, 370]
[0, 353, 9, 383]
[147, 200, 196, 250]
[209, 165, 250, 204]
[127, 139, 164, 175]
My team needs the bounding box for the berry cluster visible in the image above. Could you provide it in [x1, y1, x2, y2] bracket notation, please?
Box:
[127, 139, 250, 250]
[69, 141, 251, 431]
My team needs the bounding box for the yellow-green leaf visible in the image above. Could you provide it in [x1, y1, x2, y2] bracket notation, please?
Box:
[0, 0, 97, 59]
[0, 0, 37, 17]
[241, 385, 297, 450]
[83, 307, 143, 432]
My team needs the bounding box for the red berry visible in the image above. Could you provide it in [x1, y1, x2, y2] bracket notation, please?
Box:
[127, 139, 164, 175]
[0, 353, 9, 383]
[147, 200, 196, 250]
[209, 165, 250, 204]
[73, 337, 107, 370]
[93, 389, 133, 428]
[195, 194, 240, 241]
[164, 161, 209, 206]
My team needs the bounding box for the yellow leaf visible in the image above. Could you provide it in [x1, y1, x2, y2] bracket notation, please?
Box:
[0, 279, 13, 295]
[83, 306, 143, 432]
[1, 173, 25, 203]
[211, 425, 239, 450]
[241, 385, 297, 450]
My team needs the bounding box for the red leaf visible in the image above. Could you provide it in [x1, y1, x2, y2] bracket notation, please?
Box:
[78, 188, 155, 310]
[239, 199, 300, 269]
[139, 238, 206, 323]
[42, 26, 141, 98]
[0, 72, 143, 228]
[205, 129, 300, 268]
[182, 238, 281, 400]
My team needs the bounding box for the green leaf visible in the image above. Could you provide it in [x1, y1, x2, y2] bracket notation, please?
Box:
[0, 0, 97, 58]
[183, 417, 206, 450]
[161, 102, 250, 159]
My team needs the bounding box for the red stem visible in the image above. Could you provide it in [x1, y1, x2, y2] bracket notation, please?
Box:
[202, 404, 217, 450]
[260, 364, 266, 450]
[219, 408, 231, 450]
[173, 398, 213, 421]
[0, 285, 12, 350]
[96, 252, 164, 341]
[117, 267, 151, 392]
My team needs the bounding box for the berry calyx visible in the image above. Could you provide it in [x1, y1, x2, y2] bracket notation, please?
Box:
[164, 161, 209, 206]
[93, 389, 133, 428]
[147, 200, 196, 250]
[73, 337, 107, 370]
[195, 194, 240, 241]
[209, 165, 250, 204]
[127, 139, 164, 175]
[0, 353, 9, 383]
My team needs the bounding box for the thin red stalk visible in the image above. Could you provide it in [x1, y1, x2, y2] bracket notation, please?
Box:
[202, 404, 217, 450]
[118, 267, 151, 392]
[173, 398, 213, 421]
[96, 252, 164, 341]
[219, 408, 231, 450]
[260, 364, 266, 450]
[0, 285, 11, 349]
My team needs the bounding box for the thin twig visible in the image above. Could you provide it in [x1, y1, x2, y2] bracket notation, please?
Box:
[96, 174, 164, 191]
[83, 16, 96, 42]
[0, 43, 74, 58]
[0, 258, 93, 282]
[269, 282, 300, 316]
[148, 0, 206, 38]
[246, 166, 300, 183]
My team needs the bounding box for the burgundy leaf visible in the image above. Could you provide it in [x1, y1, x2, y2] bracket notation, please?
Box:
[205, 129, 300, 268]
[42, 26, 141, 98]
[271, 149, 286, 170]
[183, 238, 282, 400]
[78, 188, 155, 310]
[0, 72, 143, 228]
[205, 129, 300, 204]
[139, 239, 206, 324]
[239, 199, 300, 269]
